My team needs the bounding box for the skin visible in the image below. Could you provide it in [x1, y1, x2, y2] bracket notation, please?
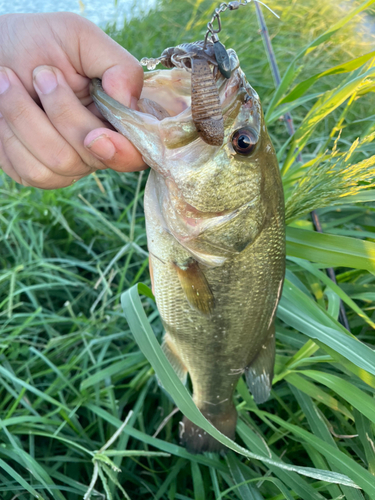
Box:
[91, 52, 285, 453]
[0, 12, 146, 189]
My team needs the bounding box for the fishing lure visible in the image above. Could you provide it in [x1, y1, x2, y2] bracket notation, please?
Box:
[140, 1, 277, 146]
[142, 40, 224, 146]
[140, 2, 256, 146]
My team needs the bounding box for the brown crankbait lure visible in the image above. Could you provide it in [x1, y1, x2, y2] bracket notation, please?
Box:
[190, 56, 224, 146]
[146, 40, 226, 146]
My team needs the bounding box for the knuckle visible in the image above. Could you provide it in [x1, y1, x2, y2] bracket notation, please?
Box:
[4, 100, 32, 128]
[22, 163, 73, 190]
[49, 142, 85, 175]
[61, 11, 86, 27]
[51, 104, 76, 124]
[0, 126, 18, 151]
[23, 163, 52, 187]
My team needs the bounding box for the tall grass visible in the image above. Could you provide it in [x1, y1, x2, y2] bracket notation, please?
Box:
[1, 0, 375, 499]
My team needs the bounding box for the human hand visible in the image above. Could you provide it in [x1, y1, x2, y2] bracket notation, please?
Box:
[0, 12, 146, 189]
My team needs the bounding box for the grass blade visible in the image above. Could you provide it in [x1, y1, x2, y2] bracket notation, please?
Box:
[279, 282, 375, 376]
[0, 458, 45, 500]
[286, 227, 375, 272]
[264, 413, 375, 496]
[121, 284, 359, 487]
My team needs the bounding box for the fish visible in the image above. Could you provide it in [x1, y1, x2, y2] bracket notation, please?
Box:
[90, 47, 285, 454]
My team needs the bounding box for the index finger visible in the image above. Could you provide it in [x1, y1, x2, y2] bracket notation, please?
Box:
[63, 13, 144, 105]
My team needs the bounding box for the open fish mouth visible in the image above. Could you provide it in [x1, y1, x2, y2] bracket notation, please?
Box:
[90, 43, 261, 155]
[135, 48, 244, 128]
[90, 47, 248, 159]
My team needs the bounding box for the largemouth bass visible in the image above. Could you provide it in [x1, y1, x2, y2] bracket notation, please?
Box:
[90, 48, 285, 453]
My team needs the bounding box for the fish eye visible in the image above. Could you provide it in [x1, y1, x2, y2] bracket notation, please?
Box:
[231, 128, 258, 156]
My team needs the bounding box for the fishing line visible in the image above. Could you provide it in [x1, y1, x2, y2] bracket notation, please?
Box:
[201, 0, 279, 78]
[204, 0, 279, 50]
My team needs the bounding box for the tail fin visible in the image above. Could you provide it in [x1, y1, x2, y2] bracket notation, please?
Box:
[179, 406, 237, 454]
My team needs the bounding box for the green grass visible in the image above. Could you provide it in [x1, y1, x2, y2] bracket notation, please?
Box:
[1, 0, 375, 499]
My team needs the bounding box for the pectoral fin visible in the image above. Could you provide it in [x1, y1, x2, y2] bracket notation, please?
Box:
[245, 329, 275, 404]
[173, 258, 215, 315]
[161, 334, 188, 385]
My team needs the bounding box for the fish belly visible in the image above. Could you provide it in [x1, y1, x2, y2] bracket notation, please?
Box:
[144, 171, 285, 452]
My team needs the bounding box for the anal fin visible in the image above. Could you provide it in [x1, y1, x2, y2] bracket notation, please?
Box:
[173, 258, 215, 315]
[161, 334, 188, 385]
[245, 328, 275, 404]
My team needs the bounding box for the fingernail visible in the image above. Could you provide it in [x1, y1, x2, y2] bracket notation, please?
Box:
[34, 68, 57, 95]
[0, 69, 10, 95]
[86, 134, 116, 161]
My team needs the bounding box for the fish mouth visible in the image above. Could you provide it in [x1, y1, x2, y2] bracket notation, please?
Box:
[135, 48, 244, 124]
[138, 68, 191, 118]
[90, 48, 249, 164]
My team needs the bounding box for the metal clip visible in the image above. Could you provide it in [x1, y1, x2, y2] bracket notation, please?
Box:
[228, 1, 241, 9]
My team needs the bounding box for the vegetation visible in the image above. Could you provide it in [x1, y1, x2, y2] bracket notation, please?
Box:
[1, 0, 375, 498]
